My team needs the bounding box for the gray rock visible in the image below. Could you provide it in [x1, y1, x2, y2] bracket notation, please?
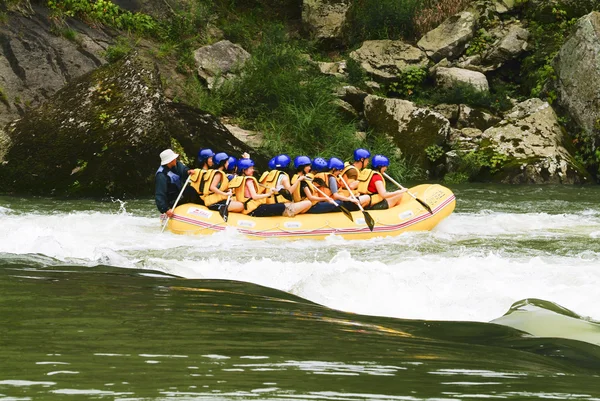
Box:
[317, 61, 346, 78]
[432, 104, 460, 125]
[554, 12, 600, 137]
[193, 40, 251, 89]
[457, 104, 501, 130]
[0, 53, 260, 197]
[481, 99, 588, 183]
[302, 0, 351, 43]
[484, 23, 530, 66]
[224, 124, 264, 149]
[364, 95, 451, 167]
[417, 11, 477, 62]
[435, 67, 490, 92]
[335, 85, 368, 114]
[0, 5, 112, 127]
[349, 40, 429, 84]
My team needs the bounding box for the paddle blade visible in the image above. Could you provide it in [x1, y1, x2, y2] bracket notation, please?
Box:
[363, 211, 375, 231]
[416, 197, 433, 214]
[219, 204, 229, 222]
[339, 205, 353, 222]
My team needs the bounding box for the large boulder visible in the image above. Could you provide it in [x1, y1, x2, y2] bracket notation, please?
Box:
[554, 12, 600, 138]
[364, 96, 451, 167]
[479, 99, 588, 183]
[417, 11, 477, 62]
[349, 40, 429, 83]
[193, 40, 251, 89]
[435, 67, 489, 92]
[483, 23, 530, 67]
[0, 53, 261, 197]
[0, 5, 112, 127]
[302, 0, 351, 44]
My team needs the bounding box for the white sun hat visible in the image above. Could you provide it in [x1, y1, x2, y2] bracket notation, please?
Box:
[159, 149, 179, 165]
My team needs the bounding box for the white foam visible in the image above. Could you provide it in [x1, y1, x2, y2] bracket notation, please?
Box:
[1, 206, 599, 323]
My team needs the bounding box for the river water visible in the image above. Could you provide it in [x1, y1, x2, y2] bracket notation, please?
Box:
[2, 184, 600, 400]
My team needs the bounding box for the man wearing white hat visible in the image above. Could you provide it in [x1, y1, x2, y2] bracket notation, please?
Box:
[155, 149, 195, 217]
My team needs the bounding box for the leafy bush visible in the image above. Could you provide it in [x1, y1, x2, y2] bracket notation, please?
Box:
[47, 0, 158, 35]
[388, 67, 428, 97]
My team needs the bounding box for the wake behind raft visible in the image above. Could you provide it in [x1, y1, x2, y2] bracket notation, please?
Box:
[166, 184, 455, 240]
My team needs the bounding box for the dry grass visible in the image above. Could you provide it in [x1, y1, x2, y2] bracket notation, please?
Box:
[413, 0, 473, 38]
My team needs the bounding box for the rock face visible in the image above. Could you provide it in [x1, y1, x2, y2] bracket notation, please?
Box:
[554, 12, 600, 138]
[302, 0, 351, 43]
[363, 95, 451, 167]
[193, 40, 251, 89]
[417, 11, 477, 62]
[0, 5, 112, 127]
[483, 23, 530, 67]
[480, 99, 588, 183]
[0, 53, 260, 197]
[349, 40, 429, 83]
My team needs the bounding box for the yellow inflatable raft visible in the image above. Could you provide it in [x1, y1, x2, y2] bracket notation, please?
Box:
[167, 184, 456, 240]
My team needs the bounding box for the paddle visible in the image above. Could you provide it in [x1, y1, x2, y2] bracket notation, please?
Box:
[305, 178, 353, 222]
[218, 193, 232, 222]
[383, 172, 433, 214]
[337, 175, 375, 231]
[161, 174, 192, 233]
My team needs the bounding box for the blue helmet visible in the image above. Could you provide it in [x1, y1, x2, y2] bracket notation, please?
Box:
[198, 148, 215, 163]
[226, 156, 237, 173]
[237, 158, 255, 171]
[294, 155, 311, 169]
[274, 154, 291, 170]
[372, 154, 390, 168]
[268, 157, 276, 170]
[311, 157, 328, 172]
[328, 157, 344, 171]
[214, 152, 229, 167]
[353, 148, 371, 161]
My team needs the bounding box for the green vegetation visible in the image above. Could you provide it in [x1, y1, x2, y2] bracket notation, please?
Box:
[0, 86, 8, 106]
[345, 0, 471, 45]
[47, 0, 157, 35]
[103, 37, 134, 63]
[443, 147, 510, 184]
[389, 67, 428, 98]
[521, 5, 577, 100]
[425, 144, 445, 163]
[465, 28, 494, 57]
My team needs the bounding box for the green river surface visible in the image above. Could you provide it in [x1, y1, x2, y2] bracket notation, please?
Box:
[1, 184, 600, 400]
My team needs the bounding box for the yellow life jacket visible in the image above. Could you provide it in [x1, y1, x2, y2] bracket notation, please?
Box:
[189, 169, 209, 195]
[200, 170, 229, 206]
[357, 168, 384, 205]
[260, 170, 291, 204]
[229, 175, 264, 214]
[291, 173, 317, 204]
[314, 172, 333, 197]
[338, 165, 359, 197]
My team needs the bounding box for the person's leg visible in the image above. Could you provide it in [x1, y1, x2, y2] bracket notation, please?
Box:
[341, 200, 359, 211]
[359, 194, 371, 208]
[227, 200, 244, 213]
[306, 201, 341, 214]
[386, 193, 404, 208]
[367, 199, 389, 210]
[250, 204, 286, 217]
[288, 200, 312, 215]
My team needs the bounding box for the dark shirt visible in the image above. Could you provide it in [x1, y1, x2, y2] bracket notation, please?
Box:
[155, 161, 189, 213]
